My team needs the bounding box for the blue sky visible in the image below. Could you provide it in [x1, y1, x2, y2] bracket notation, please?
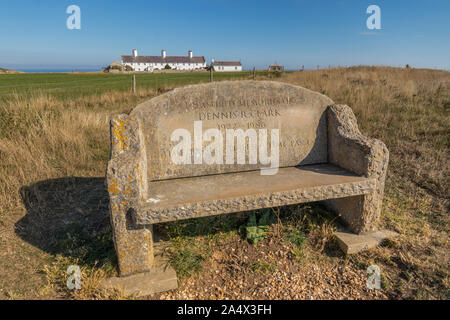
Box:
[0, 0, 449, 70]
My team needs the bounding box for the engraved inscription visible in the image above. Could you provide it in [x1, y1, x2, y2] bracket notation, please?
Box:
[198, 108, 281, 121]
[179, 97, 293, 110]
[130, 81, 333, 180]
[156, 102, 327, 179]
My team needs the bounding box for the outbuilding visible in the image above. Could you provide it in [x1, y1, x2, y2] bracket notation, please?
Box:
[268, 62, 284, 72]
[211, 59, 242, 72]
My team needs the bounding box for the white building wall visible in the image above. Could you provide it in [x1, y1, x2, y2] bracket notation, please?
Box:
[213, 65, 242, 72]
[122, 61, 206, 72]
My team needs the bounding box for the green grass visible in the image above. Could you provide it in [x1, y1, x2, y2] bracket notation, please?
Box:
[0, 71, 269, 100]
[249, 259, 277, 274]
[167, 238, 210, 280]
[158, 214, 246, 280]
[284, 228, 307, 249]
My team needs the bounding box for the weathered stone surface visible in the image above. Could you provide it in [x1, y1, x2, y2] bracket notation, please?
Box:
[134, 164, 376, 225]
[335, 229, 399, 254]
[106, 114, 153, 276]
[325, 105, 389, 233]
[101, 254, 178, 297]
[130, 80, 334, 180]
[106, 82, 389, 281]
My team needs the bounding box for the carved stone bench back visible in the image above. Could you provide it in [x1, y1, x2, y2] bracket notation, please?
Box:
[130, 81, 334, 181]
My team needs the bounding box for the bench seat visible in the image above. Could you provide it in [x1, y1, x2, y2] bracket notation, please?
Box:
[134, 164, 376, 225]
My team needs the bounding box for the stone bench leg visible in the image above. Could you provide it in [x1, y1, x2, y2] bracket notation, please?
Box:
[327, 105, 389, 233]
[107, 114, 154, 276]
[109, 200, 154, 276]
[326, 192, 383, 233]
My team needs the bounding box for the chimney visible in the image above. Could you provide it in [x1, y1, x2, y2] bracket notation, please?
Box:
[161, 50, 166, 58]
[211, 58, 215, 65]
[132, 49, 138, 57]
[188, 50, 193, 59]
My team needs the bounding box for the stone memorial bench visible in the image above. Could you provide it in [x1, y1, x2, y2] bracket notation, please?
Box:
[104, 81, 391, 295]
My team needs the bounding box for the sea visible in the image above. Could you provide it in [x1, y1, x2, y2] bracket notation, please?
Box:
[16, 68, 100, 73]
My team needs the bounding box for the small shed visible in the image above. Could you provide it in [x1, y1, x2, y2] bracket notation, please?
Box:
[268, 62, 284, 72]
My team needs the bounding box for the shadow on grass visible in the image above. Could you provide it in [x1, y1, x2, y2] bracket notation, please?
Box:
[15, 176, 343, 280]
[15, 177, 117, 270]
[154, 211, 249, 241]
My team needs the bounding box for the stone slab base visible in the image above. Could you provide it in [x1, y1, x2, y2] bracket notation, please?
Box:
[102, 237, 177, 297]
[101, 259, 177, 297]
[335, 229, 398, 254]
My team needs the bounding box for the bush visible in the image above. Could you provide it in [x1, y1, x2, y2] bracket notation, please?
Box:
[274, 71, 283, 78]
[124, 65, 133, 71]
[110, 65, 123, 71]
[164, 64, 171, 70]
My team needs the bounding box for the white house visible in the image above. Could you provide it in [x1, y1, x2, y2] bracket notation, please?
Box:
[211, 59, 242, 72]
[121, 49, 206, 72]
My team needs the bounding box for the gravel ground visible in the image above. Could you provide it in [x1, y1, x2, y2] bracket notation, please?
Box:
[156, 235, 388, 300]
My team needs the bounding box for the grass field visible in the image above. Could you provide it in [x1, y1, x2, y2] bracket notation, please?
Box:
[0, 71, 268, 99]
[0, 67, 448, 299]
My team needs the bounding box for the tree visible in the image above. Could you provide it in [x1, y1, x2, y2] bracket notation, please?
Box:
[164, 64, 172, 70]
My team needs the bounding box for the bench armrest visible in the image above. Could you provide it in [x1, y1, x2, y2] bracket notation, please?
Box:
[326, 104, 389, 233]
[107, 114, 148, 206]
[327, 104, 389, 180]
[106, 114, 153, 276]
